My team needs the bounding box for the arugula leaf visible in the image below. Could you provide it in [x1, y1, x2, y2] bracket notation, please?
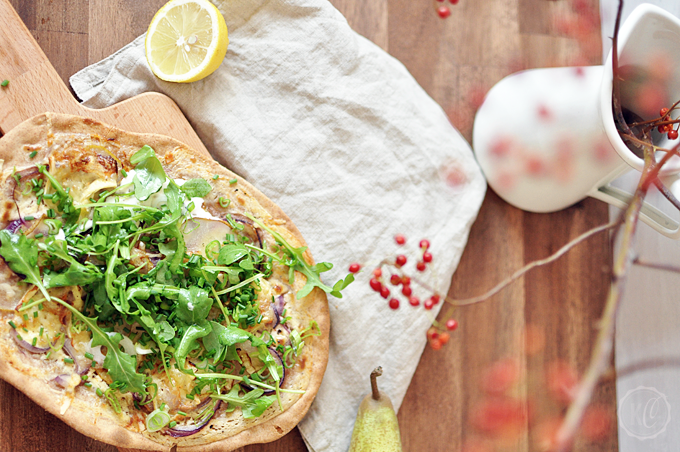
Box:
[95, 331, 147, 394]
[217, 244, 248, 266]
[92, 280, 116, 320]
[49, 296, 147, 394]
[153, 320, 175, 342]
[180, 178, 212, 198]
[174, 322, 212, 374]
[163, 181, 184, 218]
[212, 386, 276, 419]
[43, 262, 102, 288]
[131, 146, 166, 201]
[130, 145, 156, 165]
[247, 215, 351, 299]
[0, 230, 50, 301]
[242, 394, 277, 418]
[176, 287, 212, 324]
[158, 224, 186, 274]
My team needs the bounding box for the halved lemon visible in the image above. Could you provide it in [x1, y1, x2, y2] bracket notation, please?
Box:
[145, 0, 229, 83]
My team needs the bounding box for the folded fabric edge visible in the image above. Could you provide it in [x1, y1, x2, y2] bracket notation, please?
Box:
[70, 35, 146, 104]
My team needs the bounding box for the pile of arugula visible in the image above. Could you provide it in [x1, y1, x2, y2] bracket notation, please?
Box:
[0, 146, 351, 430]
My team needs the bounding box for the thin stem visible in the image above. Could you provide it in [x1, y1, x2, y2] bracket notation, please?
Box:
[633, 257, 680, 274]
[428, 222, 616, 307]
[653, 178, 680, 211]
[370, 367, 383, 401]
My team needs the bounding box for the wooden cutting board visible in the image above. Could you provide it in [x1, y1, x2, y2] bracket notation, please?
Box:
[0, 0, 209, 157]
[0, 1, 210, 451]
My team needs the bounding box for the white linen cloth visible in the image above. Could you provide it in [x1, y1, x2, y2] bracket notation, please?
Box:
[70, 1, 486, 450]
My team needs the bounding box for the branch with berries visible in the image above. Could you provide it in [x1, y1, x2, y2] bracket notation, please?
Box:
[349, 0, 680, 450]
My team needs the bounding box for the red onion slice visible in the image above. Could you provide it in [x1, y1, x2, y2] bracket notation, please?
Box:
[166, 400, 221, 437]
[11, 328, 50, 354]
[241, 347, 286, 396]
[4, 220, 24, 234]
[62, 338, 91, 375]
[53, 374, 72, 388]
[9, 167, 42, 222]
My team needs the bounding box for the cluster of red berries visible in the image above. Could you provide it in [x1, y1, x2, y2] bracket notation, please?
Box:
[427, 319, 458, 350]
[435, 0, 459, 19]
[347, 233, 460, 349]
[658, 107, 679, 140]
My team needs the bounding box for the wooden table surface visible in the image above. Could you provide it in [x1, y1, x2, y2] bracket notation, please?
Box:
[1, 0, 618, 451]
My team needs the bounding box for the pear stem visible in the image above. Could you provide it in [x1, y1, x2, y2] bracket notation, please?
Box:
[370, 367, 383, 401]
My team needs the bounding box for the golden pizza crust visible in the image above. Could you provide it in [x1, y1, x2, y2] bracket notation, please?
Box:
[0, 112, 330, 451]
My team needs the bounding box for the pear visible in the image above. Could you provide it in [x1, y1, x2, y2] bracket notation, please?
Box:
[348, 367, 402, 452]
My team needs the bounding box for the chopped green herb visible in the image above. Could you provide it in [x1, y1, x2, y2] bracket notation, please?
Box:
[229, 178, 237, 185]
[28, 151, 37, 159]
[64, 358, 74, 364]
[212, 174, 219, 180]
[1, 79, 8, 87]
[8, 321, 16, 329]
[218, 197, 230, 208]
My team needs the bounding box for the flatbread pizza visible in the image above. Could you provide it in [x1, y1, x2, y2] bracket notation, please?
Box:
[0, 113, 340, 451]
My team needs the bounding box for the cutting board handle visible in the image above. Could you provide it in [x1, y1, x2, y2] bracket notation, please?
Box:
[0, 0, 83, 134]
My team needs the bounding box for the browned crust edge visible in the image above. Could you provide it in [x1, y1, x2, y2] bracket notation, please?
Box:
[0, 112, 330, 452]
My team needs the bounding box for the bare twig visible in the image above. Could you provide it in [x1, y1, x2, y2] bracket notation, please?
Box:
[397, 221, 617, 309]
[446, 222, 618, 307]
[653, 178, 680, 211]
[633, 257, 680, 274]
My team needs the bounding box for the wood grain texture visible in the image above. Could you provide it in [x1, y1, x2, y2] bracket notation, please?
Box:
[0, 0, 618, 451]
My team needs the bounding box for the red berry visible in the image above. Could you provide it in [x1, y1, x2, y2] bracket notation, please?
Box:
[369, 278, 382, 292]
[422, 251, 433, 263]
[401, 276, 411, 285]
[402, 285, 412, 296]
[388, 298, 400, 310]
[669, 129, 679, 140]
[431, 294, 441, 305]
[419, 239, 430, 249]
[424, 298, 434, 310]
[439, 332, 450, 344]
[373, 267, 382, 278]
[348, 263, 361, 273]
[394, 234, 406, 245]
[658, 125, 666, 133]
[380, 286, 390, 299]
[449, 0, 459, 4]
[661, 107, 670, 116]
[390, 274, 401, 285]
[437, 5, 451, 18]
[445, 319, 459, 331]
[427, 327, 439, 341]
[409, 296, 420, 307]
[430, 339, 443, 350]
[395, 255, 407, 267]
[482, 358, 520, 394]
[416, 261, 427, 272]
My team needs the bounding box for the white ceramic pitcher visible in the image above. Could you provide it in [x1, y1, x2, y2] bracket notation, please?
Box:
[473, 3, 680, 238]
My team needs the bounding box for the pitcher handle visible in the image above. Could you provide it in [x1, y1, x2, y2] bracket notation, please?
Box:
[590, 183, 680, 238]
